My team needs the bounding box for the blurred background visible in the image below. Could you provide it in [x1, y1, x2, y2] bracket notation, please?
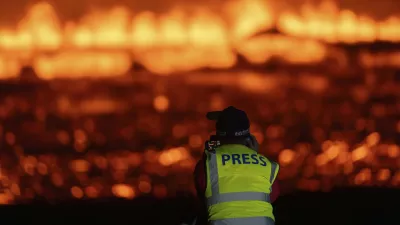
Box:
[0, 0, 399, 224]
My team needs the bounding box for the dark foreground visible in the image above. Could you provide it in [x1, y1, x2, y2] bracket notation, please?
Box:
[0, 188, 399, 225]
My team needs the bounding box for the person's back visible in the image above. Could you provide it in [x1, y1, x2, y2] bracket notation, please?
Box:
[193, 106, 280, 225]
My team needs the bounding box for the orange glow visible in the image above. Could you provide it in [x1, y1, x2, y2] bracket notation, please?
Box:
[71, 186, 84, 199]
[74, 129, 87, 144]
[279, 149, 296, 166]
[94, 156, 108, 169]
[388, 145, 399, 158]
[70, 159, 91, 173]
[377, 169, 391, 182]
[56, 130, 70, 145]
[337, 151, 349, 164]
[354, 168, 372, 185]
[252, 132, 264, 145]
[0, 193, 11, 204]
[0, 2, 399, 203]
[10, 184, 21, 196]
[316, 154, 329, 166]
[172, 125, 187, 138]
[51, 173, 64, 187]
[189, 135, 203, 148]
[366, 132, 380, 147]
[322, 141, 333, 151]
[325, 145, 340, 160]
[153, 95, 170, 112]
[392, 172, 400, 186]
[37, 162, 48, 175]
[396, 121, 400, 133]
[352, 145, 369, 162]
[158, 147, 190, 166]
[85, 186, 99, 198]
[297, 179, 321, 192]
[1, 1, 400, 78]
[112, 184, 136, 199]
[344, 162, 354, 175]
[153, 185, 168, 198]
[5, 132, 16, 145]
[127, 153, 142, 167]
[138, 181, 152, 193]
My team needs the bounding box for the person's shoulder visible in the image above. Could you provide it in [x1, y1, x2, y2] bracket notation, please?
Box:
[269, 159, 280, 173]
[195, 157, 204, 166]
[194, 158, 204, 175]
[195, 154, 207, 167]
[259, 154, 279, 166]
[269, 158, 279, 165]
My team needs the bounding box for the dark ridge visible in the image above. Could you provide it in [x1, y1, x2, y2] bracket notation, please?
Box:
[19, 66, 39, 82]
[248, 26, 283, 38]
[333, 40, 400, 51]
[130, 61, 147, 72]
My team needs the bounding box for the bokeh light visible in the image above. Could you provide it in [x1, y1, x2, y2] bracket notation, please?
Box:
[0, 0, 399, 205]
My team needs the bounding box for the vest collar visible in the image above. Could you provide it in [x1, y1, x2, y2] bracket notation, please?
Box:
[218, 144, 256, 152]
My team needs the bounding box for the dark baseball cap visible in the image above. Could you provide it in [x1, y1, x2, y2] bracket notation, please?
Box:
[206, 106, 250, 137]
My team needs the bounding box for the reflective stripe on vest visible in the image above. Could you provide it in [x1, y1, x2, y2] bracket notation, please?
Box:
[207, 151, 278, 205]
[269, 157, 278, 192]
[207, 192, 270, 207]
[210, 217, 275, 225]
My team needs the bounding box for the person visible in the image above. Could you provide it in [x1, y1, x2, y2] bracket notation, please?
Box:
[193, 106, 280, 225]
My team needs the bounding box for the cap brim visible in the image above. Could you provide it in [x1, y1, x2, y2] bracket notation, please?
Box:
[206, 111, 221, 120]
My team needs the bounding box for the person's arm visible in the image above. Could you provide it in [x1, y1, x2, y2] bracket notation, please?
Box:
[193, 155, 208, 225]
[270, 180, 280, 203]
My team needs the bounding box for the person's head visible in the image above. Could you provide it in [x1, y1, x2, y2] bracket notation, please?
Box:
[207, 106, 251, 145]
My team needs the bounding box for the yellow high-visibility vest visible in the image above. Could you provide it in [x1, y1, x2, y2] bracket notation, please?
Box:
[205, 144, 279, 225]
